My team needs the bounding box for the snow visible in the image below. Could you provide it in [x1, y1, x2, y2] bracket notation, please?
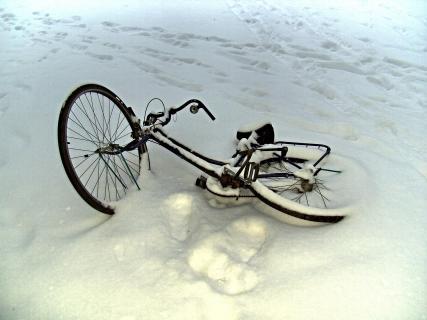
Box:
[0, 0, 426, 319]
[237, 120, 271, 132]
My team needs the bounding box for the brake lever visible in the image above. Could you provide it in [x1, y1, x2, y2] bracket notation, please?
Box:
[144, 111, 165, 126]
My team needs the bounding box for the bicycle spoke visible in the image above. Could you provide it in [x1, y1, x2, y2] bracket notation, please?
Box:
[127, 152, 140, 159]
[106, 156, 112, 202]
[113, 119, 128, 142]
[292, 193, 304, 203]
[107, 98, 114, 141]
[111, 156, 124, 200]
[84, 93, 104, 141]
[73, 153, 96, 169]
[90, 92, 111, 143]
[71, 154, 94, 160]
[122, 154, 140, 170]
[103, 158, 108, 201]
[68, 127, 98, 146]
[97, 93, 112, 142]
[84, 157, 101, 188]
[113, 127, 131, 143]
[78, 155, 99, 179]
[72, 100, 99, 141]
[267, 179, 300, 194]
[68, 135, 99, 145]
[315, 180, 329, 191]
[116, 156, 137, 181]
[82, 94, 108, 143]
[106, 155, 120, 201]
[111, 112, 125, 141]
[105, 96, 115, 144]
[75, 98, 103, 142]
[314, 181, 329, 208]
[93, 159, 107, 198]
[104, 155, 125, 201]
[69, 110, 100, 144]
[97, 93, 114, 144]
[69, 147, 97, 153]
[98, 94, 106, 142]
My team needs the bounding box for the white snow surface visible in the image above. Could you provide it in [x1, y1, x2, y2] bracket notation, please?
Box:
[1, 0, 426, 319]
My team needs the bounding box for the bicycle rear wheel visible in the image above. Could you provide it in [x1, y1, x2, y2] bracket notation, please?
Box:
[253, 144, 360, 226]
[58, 84, 146, 214]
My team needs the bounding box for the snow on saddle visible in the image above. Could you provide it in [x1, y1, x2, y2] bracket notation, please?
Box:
[236, 121, 275, 146]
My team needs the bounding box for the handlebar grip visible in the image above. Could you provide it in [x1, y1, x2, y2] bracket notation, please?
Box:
[197, 101, 215, 121]
[202, 106, 215, 121]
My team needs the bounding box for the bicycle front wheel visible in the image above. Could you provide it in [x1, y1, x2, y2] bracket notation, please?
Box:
[58, 84, 146, 214]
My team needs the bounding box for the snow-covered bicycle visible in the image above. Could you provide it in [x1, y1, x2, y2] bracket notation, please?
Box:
[58, 84, 356, 226]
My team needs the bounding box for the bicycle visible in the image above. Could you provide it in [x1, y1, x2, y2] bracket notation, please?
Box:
[58, 84, 356, 226]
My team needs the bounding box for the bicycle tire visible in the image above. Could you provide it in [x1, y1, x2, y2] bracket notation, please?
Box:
[58, 84, 146, 214]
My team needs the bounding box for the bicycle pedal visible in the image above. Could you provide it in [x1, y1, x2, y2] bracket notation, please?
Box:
[195, 175, 207, 189]
[243, 162, 259, 182]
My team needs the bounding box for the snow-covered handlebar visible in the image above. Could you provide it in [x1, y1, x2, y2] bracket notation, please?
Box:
[165, 99, 215, 125]
[144, 99, 215, 127]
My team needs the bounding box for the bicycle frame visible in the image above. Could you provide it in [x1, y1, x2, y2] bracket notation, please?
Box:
[108, 100, 344, 225]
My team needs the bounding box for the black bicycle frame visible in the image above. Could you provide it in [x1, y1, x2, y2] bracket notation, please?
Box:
[118, 127, 332, 189]
[113, 95, 333, 186]
[149, 128, 221, 179]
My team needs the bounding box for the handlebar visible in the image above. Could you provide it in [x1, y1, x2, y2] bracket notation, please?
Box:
[144, 99, 215, 126]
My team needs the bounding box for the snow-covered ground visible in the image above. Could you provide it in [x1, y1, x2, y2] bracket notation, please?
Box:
[1, 0, 426, 319]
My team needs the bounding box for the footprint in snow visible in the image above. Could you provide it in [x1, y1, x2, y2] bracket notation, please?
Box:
[14, 83, 32, 91]
[241, 87, 268, 97]
[86, 52, 114, 61]
[1, 13, 16, 22]
[103, 42, 122, 50]
[164, 193, 199, 241]
[53, 32, 67, 41]
[102, 21, 119, 27]
[320, 40, 339, 51]
[366, 76, 394, 90]
[119, 26, 143, 32]
[80, 35, 97, 44]
[155, 74, 202, 92]
[69, 43, 88, 51]
[307, 82, 337, 100]
[71, 23, 86, 29]
[187, 216, 267, 295]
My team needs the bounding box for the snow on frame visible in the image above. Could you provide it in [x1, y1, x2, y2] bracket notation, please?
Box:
[0, 0, 426, 319]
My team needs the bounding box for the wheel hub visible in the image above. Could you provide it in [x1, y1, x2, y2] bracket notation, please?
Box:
[300, 179, 314, 192]
[97, 143, 121, 154]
